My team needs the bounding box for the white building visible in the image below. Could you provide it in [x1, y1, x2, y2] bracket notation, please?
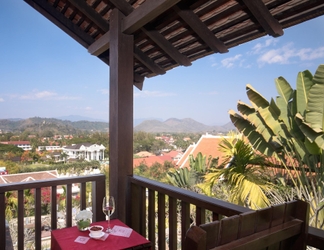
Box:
[62, 143, 105, 161]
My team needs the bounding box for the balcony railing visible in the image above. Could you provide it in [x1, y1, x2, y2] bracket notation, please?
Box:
[128, 175, 324, 250]
[0, 174, 323, 250]
[0, 174, 106, 250]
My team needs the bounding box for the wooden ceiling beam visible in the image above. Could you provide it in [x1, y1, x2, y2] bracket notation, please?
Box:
[242, 0, 283, 37]
[122, 0, 181, 34]
[173, 4, 228, 54]
[142, 29, 192, 66]
[110, 0, 191, 66]
[134, 47, 166, 75]
[24, 0, 94, 48]
[68, 0, 109, 32]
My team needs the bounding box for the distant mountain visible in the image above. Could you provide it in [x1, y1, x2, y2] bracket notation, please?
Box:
[134, 118, 236, 133]
[56, 115, 108, 122]
[0, 117, 235, 134]
[0, 117, 108, 134]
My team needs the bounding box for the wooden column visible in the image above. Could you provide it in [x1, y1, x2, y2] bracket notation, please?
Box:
[109, 8, 134, 223]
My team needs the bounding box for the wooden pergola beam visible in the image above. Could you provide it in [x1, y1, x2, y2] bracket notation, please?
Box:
[68, 0, 109, 32]
[122, 0, 181, 34]
[242, 0, 283, 37]
[25, 0, 94, 48]
[89, 0, 182, 75]
[110, 0, 191, 66]
[173, 4, 228, 54]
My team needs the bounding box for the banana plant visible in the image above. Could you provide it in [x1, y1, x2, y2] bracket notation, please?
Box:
[229, 64, 324, 163]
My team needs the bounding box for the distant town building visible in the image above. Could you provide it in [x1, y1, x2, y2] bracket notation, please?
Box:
[62, 143, 105, 161]
[38, 145, 62, 151]
[0, 141, 32, 150]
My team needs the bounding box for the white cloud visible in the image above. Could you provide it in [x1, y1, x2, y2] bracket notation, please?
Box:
[0, 98, 4, 102]
[296, 47, 324, 60]
[134, 90, 176, 98]
[257, 43, 324, 66]
[18, 90, 80, 100]
[251, 38, 278, 54]
[221, 54, 242, 68]
[85, 106, 92, 111]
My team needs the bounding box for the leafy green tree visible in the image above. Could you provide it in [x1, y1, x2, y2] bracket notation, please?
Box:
[202, 137, 272, 209]
[167, 152, 218, 191]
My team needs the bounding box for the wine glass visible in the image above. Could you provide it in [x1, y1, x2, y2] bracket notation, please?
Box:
[102, 196, 115, 233]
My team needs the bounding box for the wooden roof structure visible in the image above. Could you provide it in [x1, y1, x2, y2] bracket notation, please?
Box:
[23, 0, 324, 222]
[26, 0, 324, 87]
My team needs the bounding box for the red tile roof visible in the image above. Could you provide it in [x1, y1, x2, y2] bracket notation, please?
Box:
[177, 134, 228, 168]
[0, 170, 58, 184]
[133, 155, 174, 168]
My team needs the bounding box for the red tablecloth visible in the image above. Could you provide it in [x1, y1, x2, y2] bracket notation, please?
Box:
[51, 219, 151, 250]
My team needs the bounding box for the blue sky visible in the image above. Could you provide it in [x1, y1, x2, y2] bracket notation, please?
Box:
[1, 1, 324, 125]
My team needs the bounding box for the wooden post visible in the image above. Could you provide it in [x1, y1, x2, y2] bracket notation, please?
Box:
[109, 8, 134, 223]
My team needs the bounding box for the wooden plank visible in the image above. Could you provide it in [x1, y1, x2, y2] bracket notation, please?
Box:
[91, 177, 106, 222]
[173, 4, 228, 53]
[123, 0, 181, 34]
[51, 185, 58, 230]
[219, 215, 240, 245]
[181, 201, 191, 250]
[169, 196, 178, 250]
[0, 193, 6, 250]
[242, 0, 283, 37]
[214, 219, 303, 250]
[24, 0, 94, 48]
[184, 226, 207, 250]
[195, 206, 205, 225]
[142, 29, 191, 66]
[134, 46, 166, 75]
[88, 31, 110, 56]
[109, 8, 134, 223]
[158, 193, 166, 250]
[199, 220, 220, 249]
[108, 0, 133, 15]
[17, 190, 24, 250]
[68, 0, 109, 32]
[66, 184, 72, 227]
[256, 207, 272, 232]
[80, 182, 87, 210]
[35, 188, 42, 250]
[130, 183, 140, 232]
[148, 189, 156, 250]
[238, 211, 257, 238]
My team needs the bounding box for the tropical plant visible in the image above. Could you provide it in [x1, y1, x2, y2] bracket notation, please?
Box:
[167, 152, 218, 190]
[229, 64, 324, 228]
[201, 136, 273, 209]
[229, 64, 324, 164]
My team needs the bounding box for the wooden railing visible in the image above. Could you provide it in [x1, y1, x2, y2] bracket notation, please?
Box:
[128, 175, 324, 250]
[0, 174, 106, 250]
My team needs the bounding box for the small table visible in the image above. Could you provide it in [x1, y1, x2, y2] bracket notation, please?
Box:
[51, 219, 151, 250]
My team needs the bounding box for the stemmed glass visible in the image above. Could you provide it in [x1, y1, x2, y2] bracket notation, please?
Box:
[102, 196, 115, 233]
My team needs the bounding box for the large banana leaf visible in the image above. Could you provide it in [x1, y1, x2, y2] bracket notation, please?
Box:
[237, 101, 272, 142]
[229, 110, 275, 156]
[275, 76, 293, 106]
[246, 85, 282, 135]
[295, 113, 324, 150]
[312, 64, 324, 85]
[246, 84, 269, 109]
[296, 70, 313, 115]
[276, 96, 290, 129]
[305, 83, 324, 132]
